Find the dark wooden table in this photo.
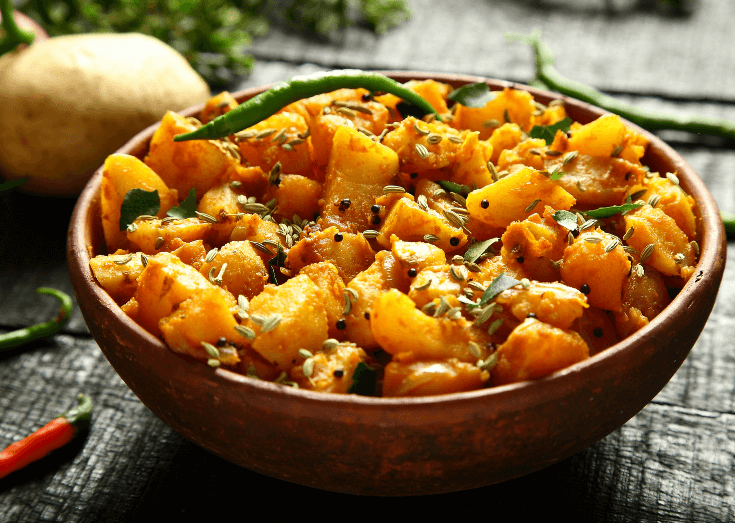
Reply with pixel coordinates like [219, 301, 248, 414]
[2, 0, 733, 520]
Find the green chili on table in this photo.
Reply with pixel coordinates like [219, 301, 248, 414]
[0, 394, 92, 479]
[0, 288, 72, 351]
[0, 0, 35, 56]
[509, 31, 735, 141]
[173, 69, 441, 142]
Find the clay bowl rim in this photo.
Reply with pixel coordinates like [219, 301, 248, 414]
[68, 71, 725, 414]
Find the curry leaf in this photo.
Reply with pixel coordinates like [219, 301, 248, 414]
[549, 170, 565, 180]
[119, 188, 160, 231]
[447, 82, 497, 108]
[437, 180, 471, 196]
[267, 244, 287, 285]
[166, 188, 197, 219]
[553, 210, 578, 231]
[529, 117, 572, 143]
[464, 237, 500, 263]
[348, 361, 377, 396]
[585, 202, 643, 219]
[477, 272, 521, 307]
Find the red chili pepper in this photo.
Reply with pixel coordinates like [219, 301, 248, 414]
[0, 394, 92, 479]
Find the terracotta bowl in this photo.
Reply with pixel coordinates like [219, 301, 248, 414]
[67, 73, 726, 495]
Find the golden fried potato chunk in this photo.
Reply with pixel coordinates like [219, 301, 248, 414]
[495, 281, 588, 330]
[632, 174, 698, 240]
[287, 226, 375, 282]
[320, 126, 399, 232]
[453, 88, 537, 139]
[198, 241, 269, 300]
[491, 318, 589, 386]
[624, 204, 696, 277]
[245, 274, 328, 369]
[126, 218, 211, 255]
[560, 229, 632, 312]
[145, 111, 239, 197]
[343, 251, 409, 349]
[89, 252, 146, 304]
[382, 116, 465, 175]
[299, 262, 346, 339]
[290, 344, 370, 393]
[466, 166, 575, 229]
[371, 289, 492, 363]
[100, 154, 179, 252]
[383, 359, 488, 397]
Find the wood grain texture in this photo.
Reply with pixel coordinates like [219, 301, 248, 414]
[2, 0, 735, 518]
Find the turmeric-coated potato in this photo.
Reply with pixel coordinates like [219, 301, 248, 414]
[290, 344, 369, 393]
[89, 252, 146, 304]
[383, 359, 488, 397]
[198, 241, 269, 299]
[491, 318, 589, 385]
[287, 226, 375, 282]
[453, 88, 537, 139]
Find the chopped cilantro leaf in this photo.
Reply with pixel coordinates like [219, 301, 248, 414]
[348, 361, 377, 396]
[529, 117, 572, 143]
[584, 202, 643, 219]
[464, 237, 500, 263]
[477, 272, 521, 307]
[447, 82, 498, 108]
[166, 188, 197, 219]
[119, 188, 160, 231]
[437, 180, 471, 196]
[553, 210, 578, 231]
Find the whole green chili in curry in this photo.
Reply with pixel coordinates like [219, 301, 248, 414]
[173, 70, 441, 142]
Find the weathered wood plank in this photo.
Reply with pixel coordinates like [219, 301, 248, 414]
[246, 0, 735, 101]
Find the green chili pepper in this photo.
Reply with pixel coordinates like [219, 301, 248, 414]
[0, 0, 36, 56]
[509, 31, 735, 141]
[0, 288, 73, 351]
[173, 69, 441, 142]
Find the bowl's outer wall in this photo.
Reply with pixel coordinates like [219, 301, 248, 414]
[68, 73, 726, 495]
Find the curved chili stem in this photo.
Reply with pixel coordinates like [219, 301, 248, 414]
[174, 69, 441, 142]
[508, 31, 735, 141]
[0, 394, 92, 480]
[0, 0, 36, 56]
[0, 288, 72, 351]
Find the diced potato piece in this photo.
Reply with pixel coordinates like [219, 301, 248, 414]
[135, 252, 229, 336]
[567, 114, 627, 157]
[382, 116, 465, 174]
[320, 126, 399, 232]
[453, 88, 537, 139]
[290, 344, 369, 393]
[159, 286, 246, 367]
[343, 251, 409, 349]
[375, 79, 452, 116]
[572, 306, 619, 356]
[273, 175, 322, 223]
[235, 348, 280, 382]
[391, 238, 447, 272]
[500, 209, 568, 282]
[560, 229, 632, 312]
[475, 254, 528, 284]
[287, 88, 371, 119]
[624, 205, 696, 277]
[237, 112, 314, 176]
[371, 289, 492, 363]
[613, 263, 671, 337]
[543, 154, 646, 208]
[199, 91, 238, 124]
[170, 240, 207, 269]
[299, 262, 346, 339]
[450, 132, 494, 188]
[197, 178, 243, 246]
[633, 175, 698, 240]
[144, 111, 239, 197]
[89, 252, 145, 304]
[377, 198, 467, 252]
[466, 166, 575, 229]
[408, 266, 462, 309]
[127, 218, 211, 255]
[530, 102, 567, 128]
[100, 154, 179, 252]
[198, 241, 268, 299]
[229, 214, 287, 264]
[245, 274, 328, 369]
[287, 226, 375, 282]
[496, 138, 546, 172]
[491, 318, 589, 385]
[487, 123, 523, 164]
[383, 359, 488, 397]
[310, 102, 389, 167]
[495, 281, 588, 330]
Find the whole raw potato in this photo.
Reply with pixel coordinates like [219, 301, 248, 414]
[0, 33, 211, 196]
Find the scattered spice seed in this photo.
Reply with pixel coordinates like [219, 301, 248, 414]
[323, 338, 339, 350]
[413, 279, 432, 292]
[205, 247, 219, 263]
[336, 319, 347, 330]
[483, 118, 501, 128]
[383, 185, 406, 194]
[423, 234, 439, 243]
[584, 236, 602, 244]
[250, 241, 273, 255]
[261, 314, 283, 333]
[690, 240, 700, 255]
[451, 255, 465, 266]
[630, 189, 647, 201]
[336, 107, 357, 119]
[427, 133, 443, 145]
[674, 253, 686, 264]
[605, 238, 620, 253]
[415, 143, 430, 159]
[443, 209, 465, 228]
[234, 130, 256, 141]
[667, 172, 680, 185]
[422, 301, 438, 316]
[207, 359, 221, 368]
[140, 253, 148, 267]
[524, 199, 541, 213]
[362, 229, 380, 239]
[468, 281, 486, 292]
[648, 194, 660, 208]
[580, 219, 597, 231]
[447, 307, 462, 320]
[468, 341, 482, 358]
[562, 151, 578, 165]
[448, 135, 464, 144]
[611, 144, 623, 157]
[623, 246, 638, 255]
[465, 261, 481, 273]
[302, 357, 315, 378]
[255, 128, 277, 139]
[450, 265, 468, 282]
[235, 325, 256, 339]
[520, 278, 531, 290]
[487, 318, 504, 336]
[417, 194, 429, 211]
[545, 149, 563, 157]
[201, 341, 220, 360]
[413, 121, 430, 136]
[503, 108, 511, 123]
[195, 211, 218, 223]
[114, 254, 134, 265]
[640, 243, 656, 262]
[449, 237, 461, 247]
[623, 227, 635, 241]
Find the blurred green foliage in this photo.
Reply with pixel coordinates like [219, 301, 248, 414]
[16, 0, 410, 85]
